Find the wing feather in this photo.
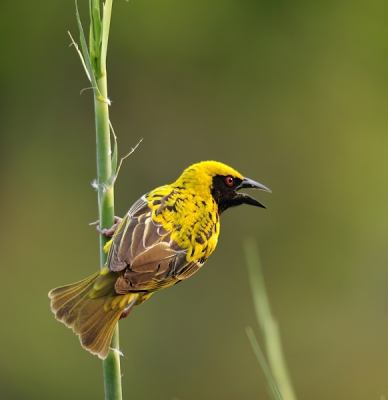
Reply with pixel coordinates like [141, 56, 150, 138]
[129, 221, 147, 261]
[128, 195, 149, 217]
[108, 190, 209, 294]
[117, 217, 138, 264]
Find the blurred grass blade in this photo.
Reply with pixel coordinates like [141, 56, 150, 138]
[244, 237, 297, 400]
[246, 326, 283, 400]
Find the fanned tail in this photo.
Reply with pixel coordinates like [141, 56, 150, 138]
[49, 271, 136, 359]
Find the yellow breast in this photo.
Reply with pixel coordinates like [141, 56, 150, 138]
[147, 186, 220, 262]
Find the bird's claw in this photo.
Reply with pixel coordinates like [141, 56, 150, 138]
[89, 216, 122, 237]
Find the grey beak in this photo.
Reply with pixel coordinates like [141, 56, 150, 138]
[237, 177, 271, 209]
[239, 177, 271, 193]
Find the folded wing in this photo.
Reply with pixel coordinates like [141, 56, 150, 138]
[106, 192, 207, 294]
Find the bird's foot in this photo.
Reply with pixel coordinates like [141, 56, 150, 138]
[89, 216, 122, 237]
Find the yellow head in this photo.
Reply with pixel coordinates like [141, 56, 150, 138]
[173, 161, 270, 212]
[173, 161, 241, 192]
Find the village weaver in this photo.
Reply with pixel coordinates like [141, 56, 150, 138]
[49, 161, 270, 359]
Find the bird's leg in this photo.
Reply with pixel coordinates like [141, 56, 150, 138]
[89, 216, 122, 237]
[119, 298, 137, 320]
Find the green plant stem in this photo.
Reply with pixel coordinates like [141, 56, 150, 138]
[103, 325, 122, 400]
[246, 326, 283, 400]
[89, 0, 122, 398]
[94, 76, 114, 265]
[94, 78, 122, 400]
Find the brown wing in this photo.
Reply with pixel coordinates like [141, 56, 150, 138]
[106, 194, 207, 294]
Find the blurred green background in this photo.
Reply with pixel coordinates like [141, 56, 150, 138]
[1, 1, 388, 399]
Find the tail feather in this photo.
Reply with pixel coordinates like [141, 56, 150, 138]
[80, 308, 122, 358]
[49, 272, 100, 326]
[49, 271, 135, 359]
[75, 298, 110, 334]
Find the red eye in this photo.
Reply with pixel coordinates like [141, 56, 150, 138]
[225, 176, 234, 186]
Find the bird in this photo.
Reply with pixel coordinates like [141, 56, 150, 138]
[49, 161, 270, 359]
